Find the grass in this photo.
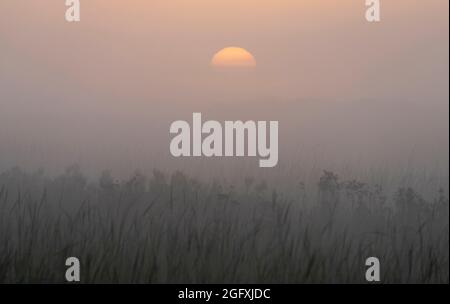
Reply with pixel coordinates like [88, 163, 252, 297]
[0, 166, 448, 283]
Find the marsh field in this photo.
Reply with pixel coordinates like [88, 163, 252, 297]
[0, 165, 447, 284]
[0, 0, 448, 286]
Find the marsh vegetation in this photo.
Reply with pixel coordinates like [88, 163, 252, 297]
[0, 166, 448, 283]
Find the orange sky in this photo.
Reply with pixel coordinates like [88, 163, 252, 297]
[0, 0, 448, 177]
[1, 0, 448, 102]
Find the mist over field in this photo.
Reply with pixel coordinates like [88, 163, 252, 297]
[0, 0, 448, 180]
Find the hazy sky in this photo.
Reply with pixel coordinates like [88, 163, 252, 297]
[0, 0, 448, 180]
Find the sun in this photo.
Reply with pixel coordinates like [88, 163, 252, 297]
[211, 47, 256, 68]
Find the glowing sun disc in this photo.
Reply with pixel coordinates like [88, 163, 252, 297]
[211, 47, 256, 68]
